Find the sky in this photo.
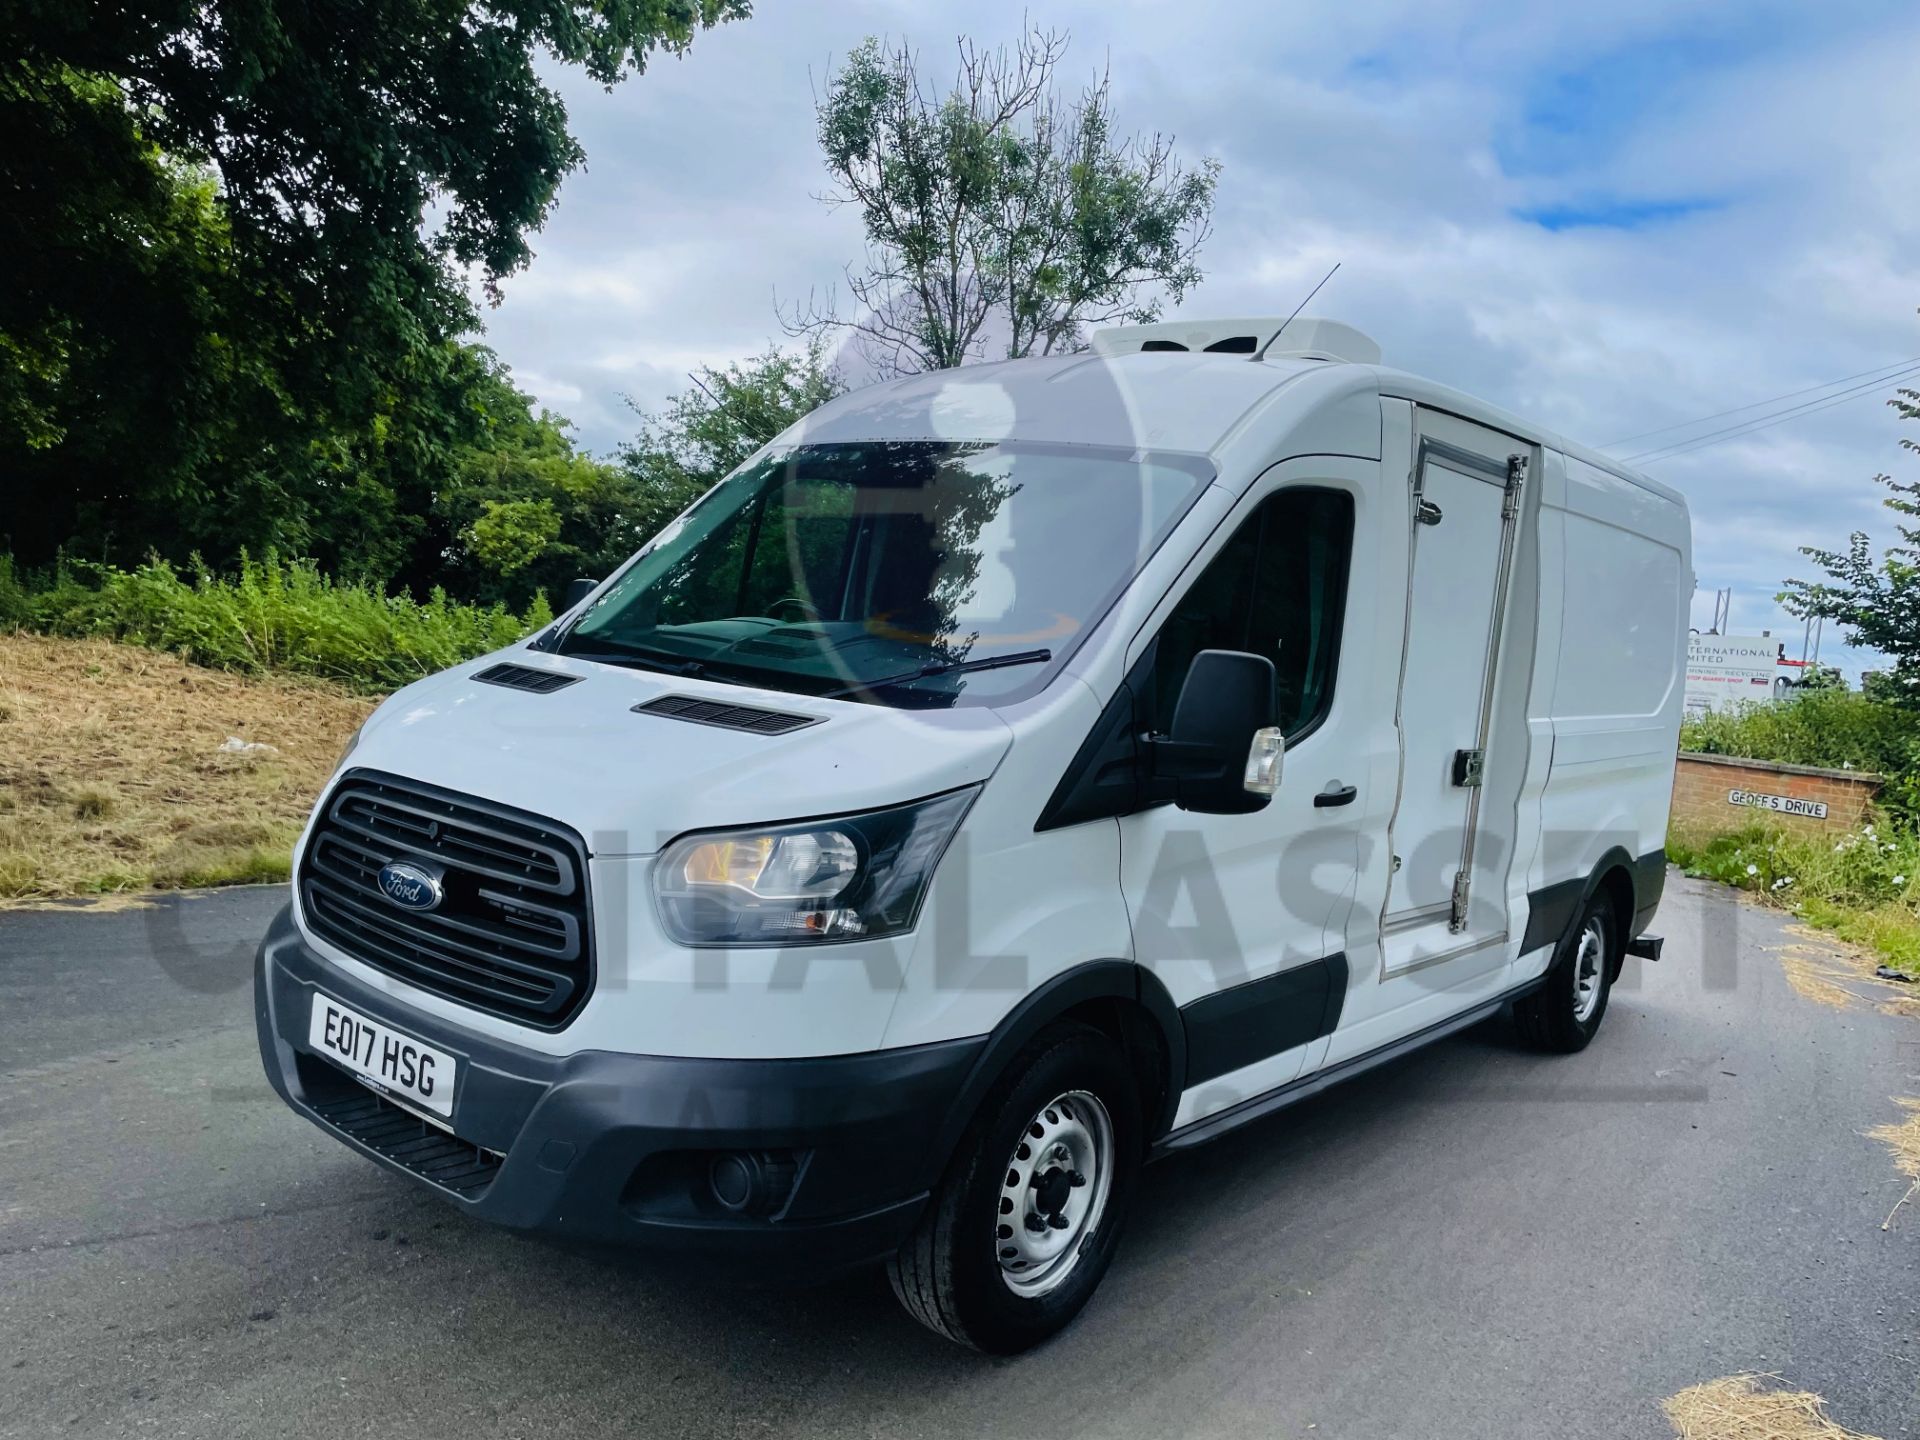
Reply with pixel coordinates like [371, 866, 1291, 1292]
[468, 0, 1920, 680]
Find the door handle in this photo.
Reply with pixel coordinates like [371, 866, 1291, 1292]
[1314, 782, 1358, 808]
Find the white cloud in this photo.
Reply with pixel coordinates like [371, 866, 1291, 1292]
[512, 370, 583, 408]
[472, 0, 1920, 678]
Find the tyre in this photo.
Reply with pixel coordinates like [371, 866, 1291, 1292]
[1514, 892, 1617, 1053]
[888, 1022, 1141, 1353]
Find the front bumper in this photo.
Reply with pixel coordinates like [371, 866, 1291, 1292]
[255, 906, 983, 1272]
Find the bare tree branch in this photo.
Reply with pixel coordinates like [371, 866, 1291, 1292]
[789, 26, 1213, 375]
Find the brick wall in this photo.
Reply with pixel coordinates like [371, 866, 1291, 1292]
[1671, 752, 1880, 836]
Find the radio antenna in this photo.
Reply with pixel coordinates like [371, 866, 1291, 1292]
[1257, 262, 1341, 359]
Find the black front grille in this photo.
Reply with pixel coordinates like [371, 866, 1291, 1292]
[299, 771, 593, 1028]
[633, 693, 820, 735]
[300, 1056, 503, 1197]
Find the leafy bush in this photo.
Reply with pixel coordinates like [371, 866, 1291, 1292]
[1670, 818, 1920, 902]
[12, 553, 550, 693]
[1679, 689, 1920, 775]
[1668, 818, 1920, 973]
[0, 554, 29, 628]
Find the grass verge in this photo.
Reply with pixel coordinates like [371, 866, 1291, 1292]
[2, 552, 548, 694]
[0, 633, 372, 903]
[1667, 819, 1920, 978]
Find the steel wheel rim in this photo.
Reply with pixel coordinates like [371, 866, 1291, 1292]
[1571, 916, 1606, 1023]
[994, 1090, 1114, 1298]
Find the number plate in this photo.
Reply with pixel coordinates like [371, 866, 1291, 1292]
[307, 994, 456, 1118]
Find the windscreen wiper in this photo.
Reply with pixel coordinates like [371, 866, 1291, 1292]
[569, 644, 822, 695]
[819, 648, 1053, 700]
[562, 647, 719, 680]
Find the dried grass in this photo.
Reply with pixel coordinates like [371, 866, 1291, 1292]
[1779, 949, 1861, 1009]
[0, 633, 373, 903]
[1664, 1374, 1883, 1439]
[1872, 1099, 1920, 1179]
[1772, 928, 1912, 1011]
[1868, 1097, 1920, 1230]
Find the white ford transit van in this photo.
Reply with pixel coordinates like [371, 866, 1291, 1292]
[256, 316, 1690, 1352]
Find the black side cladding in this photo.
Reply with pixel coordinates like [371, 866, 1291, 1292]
[1179, 953, 1348, 1086]
[1519, 876, 1585, 955]
[1520, 847, 1668, 954]
[1630, 848, 1667, 932]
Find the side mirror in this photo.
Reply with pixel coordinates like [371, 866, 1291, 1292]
[563, 576, 599, 611]
[1151, 649, 1283, 815]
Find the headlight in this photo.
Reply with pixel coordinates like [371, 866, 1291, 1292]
[654, 787, 978, 946]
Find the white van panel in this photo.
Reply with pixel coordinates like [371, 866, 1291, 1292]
[1506, 460, 1567, 978]
[1551, 513, 1684, 719]
[882, 676, 1136, 1053]
[1534, 454, 1689, 900]
[1214, 377, 1382, 462]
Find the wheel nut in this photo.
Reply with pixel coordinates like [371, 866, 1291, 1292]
[1024, 1213, 1048, 1234]
[1047, 1214, 1070, 1230]
[1069, 1171, 1086, 1188]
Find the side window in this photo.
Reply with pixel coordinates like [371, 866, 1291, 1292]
[1147, 487, 1353, 740]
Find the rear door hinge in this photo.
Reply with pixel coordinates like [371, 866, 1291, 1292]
[1449, 870, 1471, 932]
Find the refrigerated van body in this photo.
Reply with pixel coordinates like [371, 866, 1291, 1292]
[256, 316, 1691, 1351]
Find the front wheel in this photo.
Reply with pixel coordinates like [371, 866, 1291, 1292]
[1514, 894, 1616, 1052]
[888, 1023, 1140, 1353]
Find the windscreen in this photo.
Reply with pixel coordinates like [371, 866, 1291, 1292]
[556, 439, 1211, 707]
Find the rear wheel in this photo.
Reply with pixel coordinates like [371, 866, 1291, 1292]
[888, 1023, 1140, 1353]
[1514, 894, 1616, 1052]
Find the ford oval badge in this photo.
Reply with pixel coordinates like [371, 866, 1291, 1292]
[376, 860, 443, 912]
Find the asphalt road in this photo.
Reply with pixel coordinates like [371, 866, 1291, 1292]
[3, 876, 1918, 1439]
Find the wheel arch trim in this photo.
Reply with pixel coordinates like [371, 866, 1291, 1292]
[920, 960, 1185, 1191]
[1520, 845, 1650, 957]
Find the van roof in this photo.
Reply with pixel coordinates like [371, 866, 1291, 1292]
[784, 349, 1682, 508]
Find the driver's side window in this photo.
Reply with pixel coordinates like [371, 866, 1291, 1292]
[1146, 487, 1353, 741]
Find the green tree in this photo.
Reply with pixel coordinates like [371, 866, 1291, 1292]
[619, 341, 846, 493]
[7, 0, 746, 382]
[1782, 388, 1920, 705]
[790, 28, 1218, 373]
[416, 343, 845, 610]
[1791, 663, 1846, 693]
[3, 1, 746, 572]
[422, 346, 643, 606]
[467, 500, 565, 578]
[0, 64, 299, 568]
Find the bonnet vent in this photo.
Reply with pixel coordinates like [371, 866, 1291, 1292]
[633, 694, 821, 736]
[473, 662, 582, 694]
